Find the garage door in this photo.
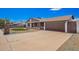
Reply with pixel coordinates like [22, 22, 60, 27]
[46, 21, 65, 32]
[67, 21, 76, 33]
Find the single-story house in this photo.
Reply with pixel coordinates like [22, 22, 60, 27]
[10, 22, 25, 28]
[26, 15, 79, 33]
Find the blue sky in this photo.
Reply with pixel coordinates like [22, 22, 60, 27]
[0, 8, 79, 22]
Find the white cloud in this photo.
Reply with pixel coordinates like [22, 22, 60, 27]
[50, 8, 62, 11]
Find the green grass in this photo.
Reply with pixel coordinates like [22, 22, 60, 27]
[11, 27, 27, 31]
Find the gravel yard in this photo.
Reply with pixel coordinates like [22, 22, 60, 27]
[57, 33, 79, 51]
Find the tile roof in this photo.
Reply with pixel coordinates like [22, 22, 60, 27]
[38, 15, 73, 22]
[27, 15, 74, 23]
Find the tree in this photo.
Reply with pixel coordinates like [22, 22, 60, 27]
[0, 18, 10, 28]
[0, 19, 5, 28]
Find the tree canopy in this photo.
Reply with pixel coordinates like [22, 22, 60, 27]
[0, 18, 10, 28]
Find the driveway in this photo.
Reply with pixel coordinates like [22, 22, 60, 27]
[2, 30, 72, 51]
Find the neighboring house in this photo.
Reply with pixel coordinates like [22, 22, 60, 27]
[10, 22, 25, 28]
[26, 15, 79, 33]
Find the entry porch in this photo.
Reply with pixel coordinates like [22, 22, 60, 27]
[27, 22, 46, 30]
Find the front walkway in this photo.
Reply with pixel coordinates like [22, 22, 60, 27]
[3, 30, 72, 51]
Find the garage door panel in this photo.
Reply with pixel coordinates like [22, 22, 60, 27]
[67, 21, 76, 33]
[46, 21, 65, 32]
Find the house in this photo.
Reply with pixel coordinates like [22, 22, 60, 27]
[10, 22, 25, 28]
[26, 15, 79, 33]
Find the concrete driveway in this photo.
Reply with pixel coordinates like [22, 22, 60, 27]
[1, 30, 72, 51]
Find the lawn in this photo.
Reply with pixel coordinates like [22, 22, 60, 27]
[11, 27, 27, 31]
